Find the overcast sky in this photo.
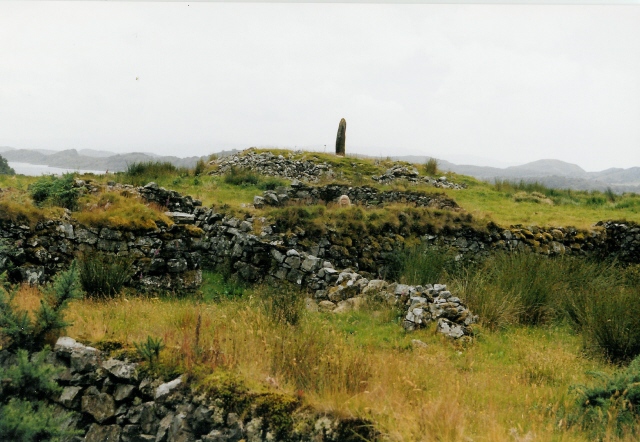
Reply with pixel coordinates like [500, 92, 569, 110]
[1, 2, 638, 171]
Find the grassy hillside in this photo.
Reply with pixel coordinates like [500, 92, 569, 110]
[3, 150, 640, 229]
[4, 148, 640, 440]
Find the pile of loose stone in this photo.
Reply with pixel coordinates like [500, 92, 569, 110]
[372, 165, 466, 189]
[0, 337, 374, 442]
[309, 268, 477, 339]
[254, 180, 460, 211]
[208, 151, 333, 182]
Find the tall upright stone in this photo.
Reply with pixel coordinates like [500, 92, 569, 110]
[335, 118, 346, 156]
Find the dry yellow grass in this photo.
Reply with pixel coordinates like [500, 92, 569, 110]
[74, 191, 174, 231]
[10, 283, 634, 441]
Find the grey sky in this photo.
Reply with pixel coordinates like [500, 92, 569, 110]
[0, 3, 638, 171]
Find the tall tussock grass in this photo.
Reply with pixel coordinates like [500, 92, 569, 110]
[397, 245, 640, 362]
[77, 252, 134, 298]
[122, 161, 189, 186]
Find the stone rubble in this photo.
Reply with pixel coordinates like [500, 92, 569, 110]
[372, 165, 466, 189]
[254, 180, 460, 211]
[208, 150, 333, 182]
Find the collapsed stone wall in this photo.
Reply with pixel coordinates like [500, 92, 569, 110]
[3, 182, 640, 297]
[208, 149, 465, 190]
[253, 180, 460, 211]
[0, 337, 376, 442]
[208, 151, 333, 182]
[372, 164, 465, 189]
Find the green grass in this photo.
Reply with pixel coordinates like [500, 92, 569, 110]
[11, 269, 640, 440]
[441, 177, 640, 228]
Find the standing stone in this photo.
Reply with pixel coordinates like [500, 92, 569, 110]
[335, 118, 346, 156]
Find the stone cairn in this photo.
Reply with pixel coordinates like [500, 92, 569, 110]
[335, 118, 346, 156]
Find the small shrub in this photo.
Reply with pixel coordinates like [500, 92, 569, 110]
[193, 158, 207, 176]
[480, 252, 562, 326]
[0, 262, 82, 352]
[424, 158, 439, 176]
[568, 355, 640, 438]
[451, 265, 522, 331]
[28, 173, 79, 210]
[586, 195, 607, 207]
[135, 335, 165, 368]
[77, 252, 134, 298]
[0, 154, 15, 175]
[258, 177, 287, 191]
[0, 348, 79, 442]
[200, 271, 245, 302]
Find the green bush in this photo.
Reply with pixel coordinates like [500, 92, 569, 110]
[424, 158, 439, 176]
[28, 173, 79, 210]
[0, 262, 82, 352]
[0, 348, 62, 401]
[450, 265, 522, 331]
[77, 252, 133, 298]
[568, 355, 640, 439]
[193, 158, 207, 176]
[0, 348, 80, 442]
[135, 336, 165, 368]
[0, 154, 15, 175]
[481, 252, 562, 326]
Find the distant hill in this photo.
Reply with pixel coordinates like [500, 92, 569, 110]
[393, 156, 640, 194]
[1, 148, 211, 172]
[3, 145, 640, 193]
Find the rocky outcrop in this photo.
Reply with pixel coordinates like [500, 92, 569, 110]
[0, 337, 376, 442]
[208, 151, 333, 182]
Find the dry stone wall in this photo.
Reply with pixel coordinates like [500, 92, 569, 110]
[0, 337, 376, 442]
[3, 183, 640, 296]
[3, 182, 640, 338]
[0, 211, 202, 292]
